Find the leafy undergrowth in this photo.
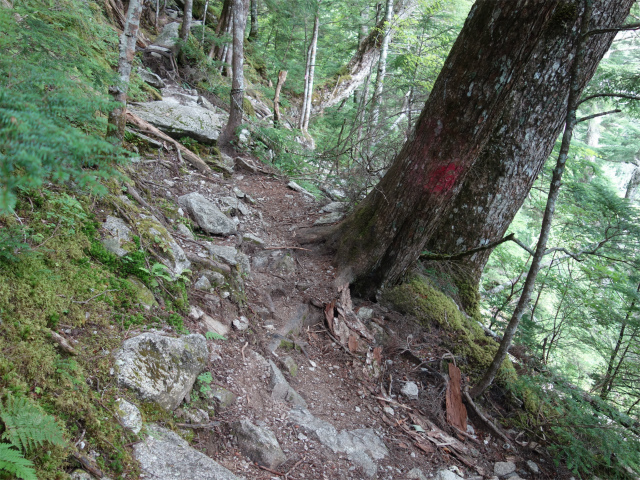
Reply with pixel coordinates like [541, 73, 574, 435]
[0, 189, 192, 478]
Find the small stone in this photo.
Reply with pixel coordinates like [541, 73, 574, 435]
[176, 222, 194, 240]
[209, 386, 236, 409]
[526, 460, 540, 474]
[194, 275, 212, 291]
[383, 406, 394, 416]
[202, 314, 229, 336]
[202, 270, 226, 287]
[495, 462, 517, 477]
[356, 307, 374, 320]
[401, 381, 419, 400]
[178, 192, 236, 236]
[175, 407, 209, 424]
[242, 232, 265, 246]
[407, 468, 429, 480]
[233, 187, 245, 198]
[233, 316, 249, 331]
[207, 244, 239, 266]
[320, 201, 348, 213]
[233, 418, 286, 469]
[435, 470, 465, 480]
[115, 398, 143, 434]
[189, 305, 205, 320]
[313, 211, 344, 225]
[283, 356, 298, 377]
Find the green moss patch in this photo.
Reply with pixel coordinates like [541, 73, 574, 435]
[382, 274, 516, 383]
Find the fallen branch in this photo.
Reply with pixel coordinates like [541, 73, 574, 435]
[462, 388, 513, 447]
[185, 252, 232, 274]
[125, 111, 211, 174]
[48, 329, 78, 355]
[264, 246, 312, 251]
[71, 452, 105, 478]
[175, 422, 221, 429]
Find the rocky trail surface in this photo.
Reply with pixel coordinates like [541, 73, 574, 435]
[72, 37, 561, 479]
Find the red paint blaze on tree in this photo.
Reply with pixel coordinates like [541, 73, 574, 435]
[331, 0, 566, 297]
[426, 163, 462, 193]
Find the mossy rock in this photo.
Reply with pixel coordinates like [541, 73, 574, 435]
[243, 97, 256, 117]
[382, 275, 516, 383]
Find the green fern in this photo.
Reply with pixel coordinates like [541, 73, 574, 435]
[0, 444, 37, 480]
[0, 397, 65, 452]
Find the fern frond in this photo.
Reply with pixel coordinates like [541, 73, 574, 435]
[0, 444, 37, 480]
[0, 397, 65, 452]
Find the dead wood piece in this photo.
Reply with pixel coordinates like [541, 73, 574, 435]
[49, 330, 78, 355]
[462, 388, 513, 447]
[185, 252, 232, 274]
[125, 110, 211, 174]
[128, 185, 170, 228]
[71, 452, 104, 478]
[446, 363, 468, 432]
[175, 422, 221, 429]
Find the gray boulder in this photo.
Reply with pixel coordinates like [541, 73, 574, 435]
[269, 360, 307, 408]
[219, 196, 250, 216]
[115, 333, 208, 411]
[494, 461, 517, 477]
[128, 101, 227, 145]
[313, 211, 344, 225]
[207, 244, 239, 265]
[115, 398, 143, 434]
[101, 216, 132, 257]
[288, 407, 388, 478]
[179, 193, 237, 236]
[320, 201, 348, 213]
[233, 419, 286, 469]
[153, 22, 181, 52]
[137, 67, 165, 89]
[134, 424, 242, 480]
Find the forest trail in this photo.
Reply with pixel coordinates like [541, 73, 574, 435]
[111, 79, 560, 480]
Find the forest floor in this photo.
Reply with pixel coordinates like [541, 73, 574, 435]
[117, 117, 570, 480]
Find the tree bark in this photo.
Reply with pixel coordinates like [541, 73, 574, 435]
[299, 10, 320, 134]
[208, 0, 232, 60]
[273, 70, 288, 127]
[331, 0, 568, 297]
[180, 0, 193, 41]
[423, 0, 633, 291]
[248, 0, 258, 41]
[107, 0, 144, 143]
[317, 0, 418, 111]
[470, 0, 594, 398]
[218, 0, 246, 148]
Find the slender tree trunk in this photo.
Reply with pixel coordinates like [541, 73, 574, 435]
[248, 0, 258, 41]
[107, 0, 144, 143]
[369, 0, 393, 127]
[299, 10, 320, 134]
[201, 0, 209, 45]
[423, 0, 632, 290]
[209, 0, 232, 60]
[219, 0, 246, 148]
[180, 0, 193, 41]
[273, 70, 288, 127]
[600, 282, 640, 399]
[470, 0, 594, 398]
[331, 0, 568, 296]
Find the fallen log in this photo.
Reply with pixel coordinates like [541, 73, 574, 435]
[125, 110, 211, 174]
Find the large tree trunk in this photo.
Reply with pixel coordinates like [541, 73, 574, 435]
[330, 0, 569, 297]
[107, 0, 144, 143]
[423, 0, 633, 293]
[218, 0, 246, 148]
[299, 10, 320, 135]
[317, 0, 418, 112]
[470, 0, 592, 398]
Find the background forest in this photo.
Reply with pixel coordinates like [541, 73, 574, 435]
[2, 0, 640, 478]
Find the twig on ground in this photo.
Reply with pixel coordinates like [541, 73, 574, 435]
[462, 388, 513, 447]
